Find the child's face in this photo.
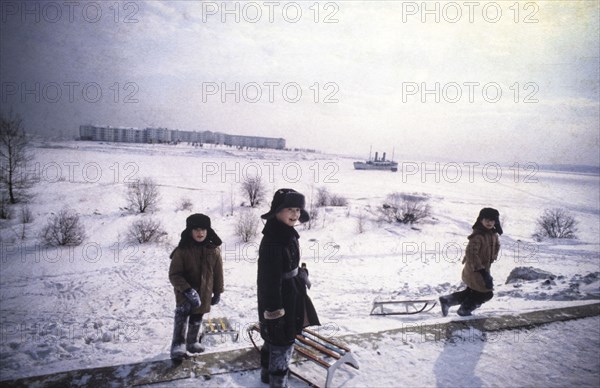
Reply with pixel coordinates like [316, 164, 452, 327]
[481, 218, 496, 230]
[276, 208, 301, 227]
[191, 228, 207, 242]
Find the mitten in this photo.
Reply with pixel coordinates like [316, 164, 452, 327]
[298, 264, 311, 289]
[211, 293, 221, 305]
[262, 316, 289, 346]
[478, 269, 494, 290]
[183, 288, 201, 308]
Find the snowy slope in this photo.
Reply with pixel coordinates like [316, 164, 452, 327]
[1, 141, 598, 383]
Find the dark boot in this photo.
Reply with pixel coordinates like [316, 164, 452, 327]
[170, 306, 189, 360]
[260, 344, 270, 384]
[457, 305, 473, 316]
[439, 294, 459, 317]
[186, 316, 205, 354]
[269, 371, 289, 388]
[261, 368, 270, 384]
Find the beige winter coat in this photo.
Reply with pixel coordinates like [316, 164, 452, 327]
[461, 228, 500, 292]
[169, 244, 224, 314]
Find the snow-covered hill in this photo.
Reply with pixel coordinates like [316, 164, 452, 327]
[1, 141, 598, 383]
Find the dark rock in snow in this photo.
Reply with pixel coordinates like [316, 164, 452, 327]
[505, 267, 556, 284]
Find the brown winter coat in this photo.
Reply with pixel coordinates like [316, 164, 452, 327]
[169, 244, 224, 314]
[461, 227, 500, 292]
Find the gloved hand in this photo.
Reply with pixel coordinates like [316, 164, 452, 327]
[298, 263, 311, 289]
[211, 293, 221, 305]
[478, 269, 494, 290]
[261, 316, 290, 346]
[183, 288, 201, 308]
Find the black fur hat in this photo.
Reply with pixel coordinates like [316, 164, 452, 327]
[179, 213, 222, 247]
[260, 188, 309, 223]
[473, 207, 503, 235]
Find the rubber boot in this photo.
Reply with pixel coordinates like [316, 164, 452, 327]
[457, 305, 473, 316]
[439, 294, 458, 317]
[186, 315, 205, 354]
[260, 344, 270, 384]
[170, 306, 189, 360]
[269, 371, 289, 388]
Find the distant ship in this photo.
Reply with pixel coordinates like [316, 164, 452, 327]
[353, 149, 398, 172]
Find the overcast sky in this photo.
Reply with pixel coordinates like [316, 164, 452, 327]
[1, 1, 598, 165]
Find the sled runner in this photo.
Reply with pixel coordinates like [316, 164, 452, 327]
[370, 299, 438, 315]
[202, 317, 239, 341]
[247, 324, 359, 388]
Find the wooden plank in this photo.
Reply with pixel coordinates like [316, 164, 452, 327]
[296, 334, 342, 360]
[303, 328, 351, 353]
[294, 343, 331, 369]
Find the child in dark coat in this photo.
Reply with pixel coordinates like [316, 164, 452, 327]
[257, 189, 320, 387]
[169, 214, 224, 360]
[439, 207, 503, 316]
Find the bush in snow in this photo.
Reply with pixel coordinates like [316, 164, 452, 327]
[235, 208, 259, 242]
[42, 208, 86, 246]
[380, 193, 431, 224]
[315, 187, 348, 207]
[176, 197, 193, 212]
[241, 175, 266, 208]
[533, 208, 578, 241]
[126, 217, 167, 244]
[126, 177, 160, 213]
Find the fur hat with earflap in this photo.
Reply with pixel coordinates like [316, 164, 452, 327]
[260, 188, 310, 223]
[178, 213, 222, 247]
[472, 207, 503, 235]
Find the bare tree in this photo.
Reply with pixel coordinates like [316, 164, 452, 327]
[235, 208, 259, 242]
[241, 175, 265, 208]
[0, 112, 35, 204]
[533, 208, 578, 240]
[42, 208, 86, 246]
[126, 217, 168, 244]
[126, 177, 160, 213]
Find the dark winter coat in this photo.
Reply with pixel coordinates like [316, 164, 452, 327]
[257, 219, 320, 345]
[461, 225, 500, 293]
[169, 240, 224, 315]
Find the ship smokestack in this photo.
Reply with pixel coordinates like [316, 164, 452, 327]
[382, 152, 386, 161]
[374, 152, 378, 161]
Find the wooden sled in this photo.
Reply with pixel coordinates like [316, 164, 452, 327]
[247, 324, 359, 388]
[203, 317, 239, 341]
[370, 299, 438, 315]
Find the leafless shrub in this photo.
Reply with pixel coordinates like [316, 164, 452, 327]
[380, 193, 431, 224]
[42, 208, 86, 246]
[235, 208, 259, 242]
[177, 197, 193, 212]
[126, 177, 160, 213]
[241, 175, 265, 208]
[126, 217, 168, 244]
[356, 208, 367, 234]
[20, 205, 33, 223]
[316, 187, 329, 207]
[533, 208, 578, 241]
[315, 187, 348, 207]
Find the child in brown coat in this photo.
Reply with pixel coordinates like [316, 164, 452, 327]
[169, 214, 224, 360]
[439, 208, 502, 316]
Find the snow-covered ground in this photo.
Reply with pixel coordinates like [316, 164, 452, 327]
[1, 141, 599, 384]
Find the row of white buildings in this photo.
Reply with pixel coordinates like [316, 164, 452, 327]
[79, 125, 286, 150]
